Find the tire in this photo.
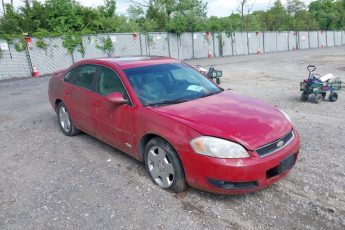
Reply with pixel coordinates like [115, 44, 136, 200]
[301, 92, 309, 101]
[57, 102, 80, 136]
[144, 137, 187, 193]
[329, 92, 338, 102]
[315, 94, 323, 104]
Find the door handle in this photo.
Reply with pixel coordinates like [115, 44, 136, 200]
[65, 90, 72, 96]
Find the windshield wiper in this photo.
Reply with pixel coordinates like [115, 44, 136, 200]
[145, 98, 192, 107]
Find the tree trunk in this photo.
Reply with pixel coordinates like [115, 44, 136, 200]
[1, 0, 5, 15]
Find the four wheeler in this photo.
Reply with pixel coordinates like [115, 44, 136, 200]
[300, 65, 342, 104]
[196, 65, 222, 84]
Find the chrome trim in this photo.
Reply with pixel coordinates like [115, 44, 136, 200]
[256, 130, 295, 157]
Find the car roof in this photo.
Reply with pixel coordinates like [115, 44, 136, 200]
[92, 56, 180, 69]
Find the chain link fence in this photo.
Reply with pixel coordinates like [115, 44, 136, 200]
[0, 39, 32, 79]
[0, 30, 344, 80]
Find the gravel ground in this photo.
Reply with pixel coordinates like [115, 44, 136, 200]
[0, 47, 345, 229]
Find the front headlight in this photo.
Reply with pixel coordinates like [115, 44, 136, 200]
[190, 136, 249, 159]
[279, 109, 292, 123]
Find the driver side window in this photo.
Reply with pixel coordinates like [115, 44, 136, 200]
[98, 66, 129, 99]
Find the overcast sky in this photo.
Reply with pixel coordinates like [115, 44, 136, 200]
[7, 0, 314, 17]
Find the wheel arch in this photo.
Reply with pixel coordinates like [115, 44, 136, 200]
[55, 99, 63, 112]
[138, 133, 180, 163]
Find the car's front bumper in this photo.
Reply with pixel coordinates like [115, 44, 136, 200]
[179, 129, 300, 194]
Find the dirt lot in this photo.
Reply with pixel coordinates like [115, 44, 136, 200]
[1, 47, 345, 229]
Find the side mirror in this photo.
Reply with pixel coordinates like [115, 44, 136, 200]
[106, 92, 128, 104]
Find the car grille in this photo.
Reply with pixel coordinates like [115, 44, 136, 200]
[256, 131, 294, 157]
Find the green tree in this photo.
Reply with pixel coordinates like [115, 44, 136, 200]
[166, 0, 208, 33]
[309, 0, 340, 30]
[0, 4, 22, 35]
[286, 0, 316, 30]
[44, 0, 84, 33]
[264, 0, 288, 31]
[0, 0, 345, 40]
[98, 0, 116, 18]
[127, 5, 145, 20]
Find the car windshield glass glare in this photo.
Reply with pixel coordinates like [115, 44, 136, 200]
[124, 63, 222, 106]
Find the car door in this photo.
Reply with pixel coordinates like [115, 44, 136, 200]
[92, 66, 135, 155]
[68, 64, 99, 135]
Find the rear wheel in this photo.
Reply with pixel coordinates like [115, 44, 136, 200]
[57, 102, 80, 136]
[315, 94, 323, 104]
[301, 92, 309, 101]
[329, 92, 338, 102]
[144, 137, 187, 193]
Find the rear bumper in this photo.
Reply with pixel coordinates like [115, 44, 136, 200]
[180, 129, 300, 194]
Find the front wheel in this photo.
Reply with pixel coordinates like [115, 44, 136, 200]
[315, 94, 323, 104]
[329, 92, 338, 102]
[144, 138, 187, 193]
[301, 92, 309, 101]
[57, 102, 81, 136]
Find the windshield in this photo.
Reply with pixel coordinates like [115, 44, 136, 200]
[124, 63, 222, 106]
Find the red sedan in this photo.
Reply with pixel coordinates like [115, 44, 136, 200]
[48, 56, 300, 194]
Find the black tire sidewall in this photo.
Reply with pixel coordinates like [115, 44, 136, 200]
[329, 93, 338, 102]
[144, 137, 186, 193]
[301, 92, 308, 101]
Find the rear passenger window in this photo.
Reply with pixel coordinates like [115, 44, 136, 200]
[74, 65, 98, 91]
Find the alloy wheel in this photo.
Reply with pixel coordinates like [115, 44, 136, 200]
[147, 146, 175, 188]
[59, 106, 71, 133]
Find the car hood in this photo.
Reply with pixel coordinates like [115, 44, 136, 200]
[149, 91, 292, 150]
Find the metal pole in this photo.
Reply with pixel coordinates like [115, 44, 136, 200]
[8, 42, 13, 59]
[219, 32, 223, 57]
[26, 45, 33, 76]
[71, 52, 75, 64]
[212, 32, 216, 57]
[191, 32, 195, 59]
[275, 32, 278, 52]
[139, 33, 143, 56]
[231, 33, 234, 56]
[263, 31, 266, 53]
[177, 34, 180, 60]
[147, 33, 151, 56]
[246, 32, 249, 55]
[167, 33, 171, 58]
